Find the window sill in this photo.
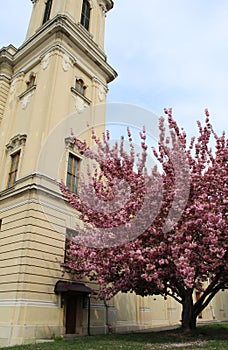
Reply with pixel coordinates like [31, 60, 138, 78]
[18, 85, 37, 100]
[71, 86, 91, 105]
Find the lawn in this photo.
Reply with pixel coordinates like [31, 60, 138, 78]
[4, 324, 228, 350]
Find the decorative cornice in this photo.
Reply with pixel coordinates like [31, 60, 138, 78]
[0, 44, 17, 56]
[40, 43, 98, 79]
[5, 134, 27, 153]
[92, 76, 107, 88]
[19, 56, 41, 74]
[0, 73, 11, 83]
[0, 45, 16, 66]
[19, 15, 104, 60]
[99, 3, 107, 14]
[18, 85, 36, 109]
[0, 173, 77, 220]
[11, 71, 25, 82]
[15, 15, 117, 83]
[65, 137, 81, 156]
[100, 0, 114, 12]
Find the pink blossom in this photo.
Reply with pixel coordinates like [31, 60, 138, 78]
[60, 111, 228, 330]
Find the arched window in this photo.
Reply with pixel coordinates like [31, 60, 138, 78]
[75, 79, 86, 96]
[26, 73, 36, 90]
[81, 0, 91, 31]
[66, 153, 81, 194]
[43, 0, 53, 24]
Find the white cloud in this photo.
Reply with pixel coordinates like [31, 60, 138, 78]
[0, 1, 227, 137]
[105, 0, 228, 136]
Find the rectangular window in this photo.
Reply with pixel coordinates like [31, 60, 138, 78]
[7, 151, 20, 188]
[43, 0, 53, 24]
[75, 79, 86, 96]
[66, 228, 78, 237]
[81, 0, 91, 30]
[66, 153, 80, 193]
[64, 228, 78, 263]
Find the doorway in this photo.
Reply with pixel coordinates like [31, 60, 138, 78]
[65, 295, 77, 334]
[54, 280, 92, 335]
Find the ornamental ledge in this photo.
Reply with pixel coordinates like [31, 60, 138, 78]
[6, 134, 27, 152]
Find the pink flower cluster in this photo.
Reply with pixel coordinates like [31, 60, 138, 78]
[60, 109, 227, 313]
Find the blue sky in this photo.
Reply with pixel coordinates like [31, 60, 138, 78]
[0, 0, 227, 138]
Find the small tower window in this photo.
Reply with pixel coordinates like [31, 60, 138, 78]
[7, 151, 20, 188]
[43, 0, 53, 24]
[75, 79, 86, 96]
[66, 153, 81, 194]
[26, 73, 36, 90]
[81, 0, 91, 31]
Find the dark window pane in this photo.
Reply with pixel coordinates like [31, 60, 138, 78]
[75, 79, 86, 96]
[8, 152, 20, 188]
[81, 0, 90, 31]
[66, 153, 80, 194]
[43, 0, 53, 24]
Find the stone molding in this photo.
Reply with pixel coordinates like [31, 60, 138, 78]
[5, 134, 27, 153]
[16, 15, 117, 83]
[18, 85, 36, 109]
[65, 137, 79, 153]
[92, 76, 108, 101]
[9, 77, 18, 94]
[42, 52, 50, 69]
[71, 86, 91, 114]
[0, 299, 58, 308]
[0, 45, 17, 65]
[99, 0, 113, 12]
[62, 54, 71, 72]
[0, 73, 11, 84]
[99, 3, 107, 14]
[98, 85, 106, 102]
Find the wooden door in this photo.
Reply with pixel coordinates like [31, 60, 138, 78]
[65, 296, 77, 334]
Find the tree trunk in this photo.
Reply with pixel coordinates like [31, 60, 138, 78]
[181, 290, 197, 332]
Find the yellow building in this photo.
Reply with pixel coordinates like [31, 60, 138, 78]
[0, 0, 227, 347]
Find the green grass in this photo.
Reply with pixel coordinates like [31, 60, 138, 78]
[4, 324, 228, 350]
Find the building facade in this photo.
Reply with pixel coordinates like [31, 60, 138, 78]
[0, 0, 227, 347]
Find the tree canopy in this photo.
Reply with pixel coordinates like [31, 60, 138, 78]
[60, 109, 228, 330]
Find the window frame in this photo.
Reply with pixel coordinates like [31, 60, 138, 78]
[7, 151, 21, 188]
[42, 0, 53, 24]
[75, 78, 86, 97]
[5, 134, 27, 190]
[80, 0, 91, 31]
[66, 152, 81, 194]
[26, 73, 36, 90]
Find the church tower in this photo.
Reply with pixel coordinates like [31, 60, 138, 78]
[0, 0, 116, 346]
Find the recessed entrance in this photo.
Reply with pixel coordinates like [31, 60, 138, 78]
[65, 295, 77, 334]
[54, 281, 93, 335]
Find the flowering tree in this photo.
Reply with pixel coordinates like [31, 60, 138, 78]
[60, 109, 228, 331]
